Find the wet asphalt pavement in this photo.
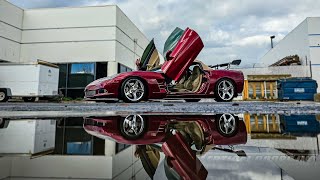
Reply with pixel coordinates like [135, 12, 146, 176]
[1, 101, 320, 118]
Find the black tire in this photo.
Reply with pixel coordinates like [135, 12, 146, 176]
[120, 77, 147, 103]
[0, 90, 9, 102]
[185, 99, 201, 102]
[119, 114, 147, 140]
[23, 97, 36, 102]
[214, 78, 236, 102]
[215, 113, 239, 137]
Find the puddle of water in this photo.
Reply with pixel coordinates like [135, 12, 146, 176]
[0, 113, 319, 180]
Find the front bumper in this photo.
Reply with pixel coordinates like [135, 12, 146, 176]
[84, 88, 116, 99]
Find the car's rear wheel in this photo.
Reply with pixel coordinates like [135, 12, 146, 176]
[119, 114, 147, 140]
[0, 91, 9, 102]
[23, 97, 36, 102]
[215, 78, 235, 102]
[185, 99, 201, 102]
[121, 77, 147, 103]
[216, 113, 239, 137]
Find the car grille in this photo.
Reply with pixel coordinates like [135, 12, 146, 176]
[85, 90, 96, 97]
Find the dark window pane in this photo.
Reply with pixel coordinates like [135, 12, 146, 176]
[120, 65, 126, 73]
[96, 62, 108, 79]
[54, 117, 105, 156]
[118, 63, 132, 73]
[68, 74, 94, 88]
[58, 64, 67, 88]
[116, 143, 130, 153]
[93, 137, 105, 155]
[66, 89, 85, 99]
[68, 63, 95, 88]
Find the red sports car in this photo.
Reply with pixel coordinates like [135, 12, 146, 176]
[84, 27, 244, 102]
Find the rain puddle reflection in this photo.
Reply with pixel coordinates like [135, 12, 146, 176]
[0, 113, 319, 180]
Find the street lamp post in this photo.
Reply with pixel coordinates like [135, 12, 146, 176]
[270, 35, 275, 49]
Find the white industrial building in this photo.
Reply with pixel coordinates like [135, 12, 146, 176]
[0, 0, 149, 98]
[260, 17, 320, 89]
[0, 1, 150, 179]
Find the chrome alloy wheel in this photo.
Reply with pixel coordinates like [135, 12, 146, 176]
[123, 79, 145, 102]
[218, 113, 236, 135]
[122, 114, 145, 138]
[217, 80, 234, 101]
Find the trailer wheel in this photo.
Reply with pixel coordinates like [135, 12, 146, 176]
[23, 97, 36, 102]
[0, 90, 9, 102]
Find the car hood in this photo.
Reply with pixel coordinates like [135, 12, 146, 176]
[86, 74, 119, 87]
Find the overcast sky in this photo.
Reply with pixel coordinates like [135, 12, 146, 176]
[8, 0, 320, 66]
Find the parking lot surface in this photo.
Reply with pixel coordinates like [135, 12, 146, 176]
[1, 101, 320, 118]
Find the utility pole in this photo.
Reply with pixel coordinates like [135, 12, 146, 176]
[270, 35, 275, 48]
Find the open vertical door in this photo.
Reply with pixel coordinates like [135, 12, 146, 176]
[161, 28, 204, 82]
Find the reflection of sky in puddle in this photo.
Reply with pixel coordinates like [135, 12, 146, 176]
[0, 113, 319, 180]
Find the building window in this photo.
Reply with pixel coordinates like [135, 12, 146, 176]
[68, 63, 95, 88]
[118, 63, 132, 73]
[70, 63, 95, 75]
[53, 117, 105, 156]
[116, 143, 130, 153]
[57, 62, 108, 98]
[58, 64, 67, 88]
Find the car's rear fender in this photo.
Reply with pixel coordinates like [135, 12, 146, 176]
[208, 70, 244, 94]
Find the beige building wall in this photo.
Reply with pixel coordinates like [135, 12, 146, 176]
[0, 0, 23, 62]
[0, 0, 150, 76]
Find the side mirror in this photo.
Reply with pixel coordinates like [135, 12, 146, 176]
[166, 51, 173, 61]
[231, 59, 241, 66]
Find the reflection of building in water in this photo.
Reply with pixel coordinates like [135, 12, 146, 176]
[244, 113, 281, 135]
[243, 113, 320, 152]
[0, 118, 148, 179]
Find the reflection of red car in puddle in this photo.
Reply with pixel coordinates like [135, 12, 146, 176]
[83, 114, 247, 146]
[84, 114, 247, 180]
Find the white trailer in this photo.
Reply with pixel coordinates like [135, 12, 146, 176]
[0, 60, 59, 102]
[0, 119, 56, 156]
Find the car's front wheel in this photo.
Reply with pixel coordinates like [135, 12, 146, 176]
[119, 114, 147, 140]
[121, 77, 147, 103]
[215, 78, 235, 102]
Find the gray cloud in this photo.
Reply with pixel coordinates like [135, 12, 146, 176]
[8, 0, 320, 65]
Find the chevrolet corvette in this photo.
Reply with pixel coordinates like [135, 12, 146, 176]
[84, 27, 244, 102]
